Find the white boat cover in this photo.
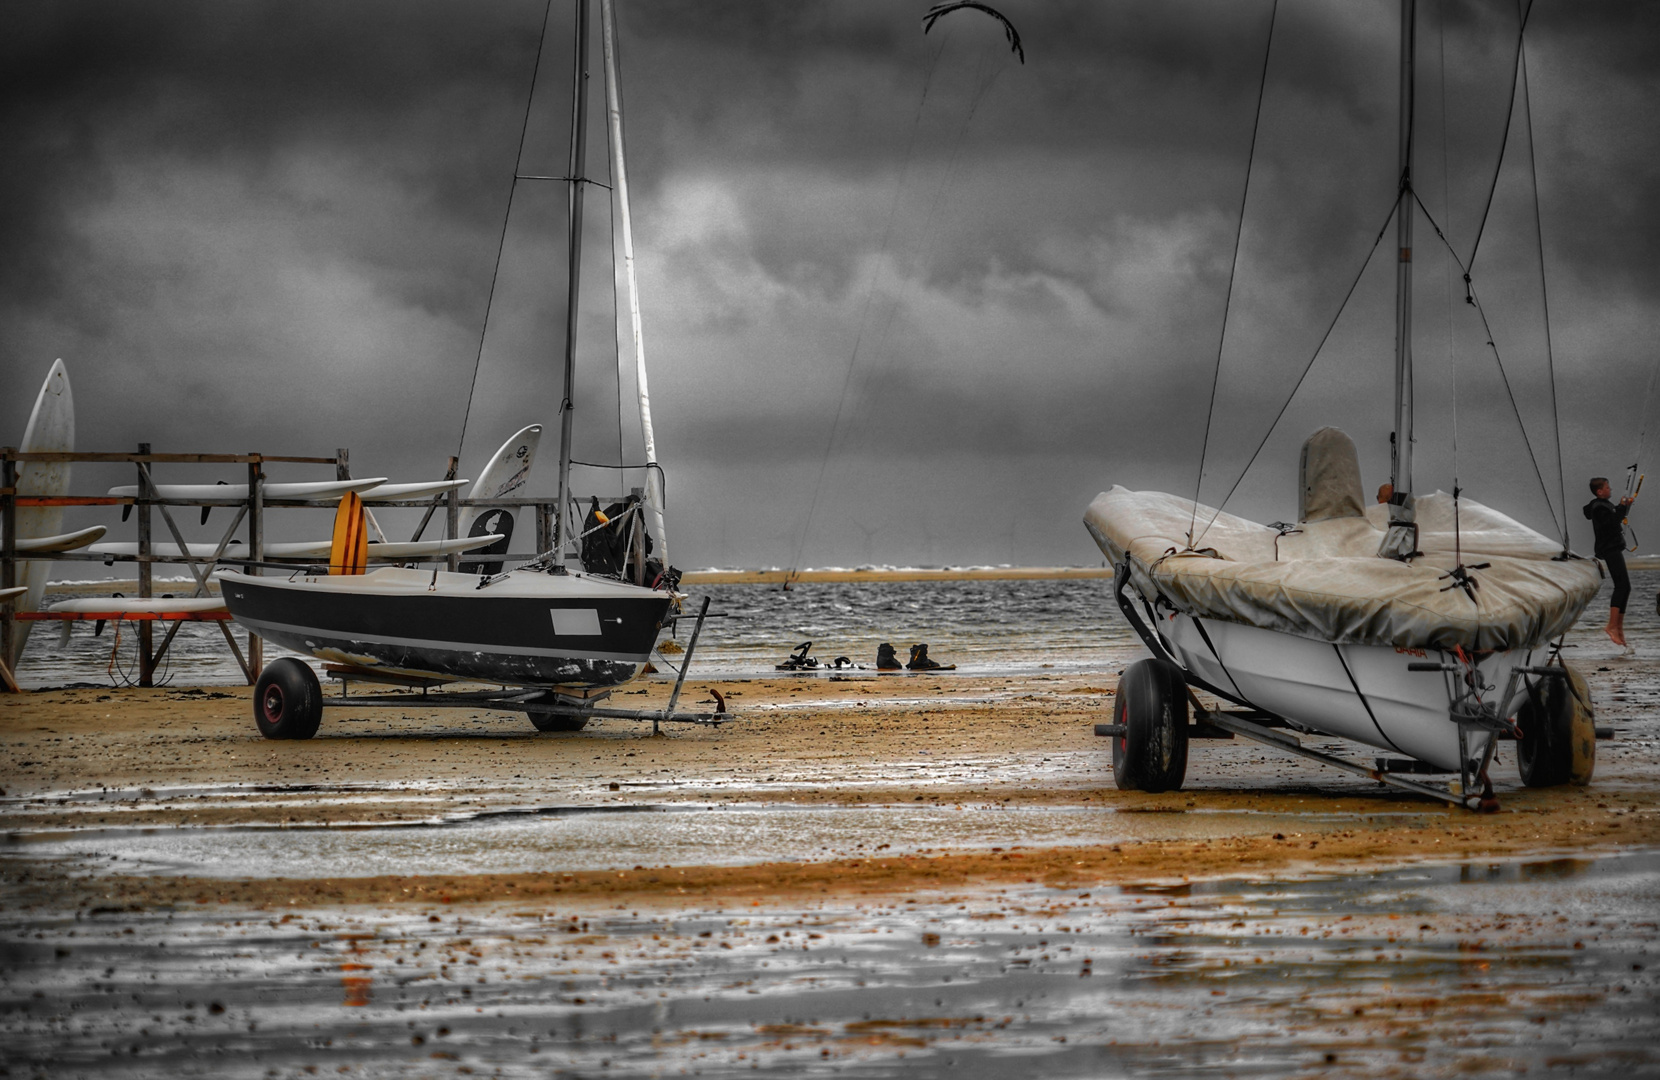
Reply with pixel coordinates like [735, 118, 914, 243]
[1084, 428, 1603, 651]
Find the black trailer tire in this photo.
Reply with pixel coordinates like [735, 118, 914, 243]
[254, 658, 323, 740]
[1516, 663, 1595, 788]
[530, 714, 589, 733]
[1111, 658, 1190, 792]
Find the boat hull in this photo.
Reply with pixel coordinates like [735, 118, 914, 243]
[1162, 613, 1520, 772]
[218, 568, 674, 688]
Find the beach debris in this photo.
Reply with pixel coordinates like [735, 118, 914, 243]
[877, 643, 904, 670]
[907, 644, 956, 671]
[776, 641, 821, 671]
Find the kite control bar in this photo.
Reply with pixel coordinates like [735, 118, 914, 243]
[1626, 470, 1645, 551]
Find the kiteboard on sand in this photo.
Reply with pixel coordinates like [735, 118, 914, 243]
[458, 424, 542, 575]
[6, 359, 74, 667]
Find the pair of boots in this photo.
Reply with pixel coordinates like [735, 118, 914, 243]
[876, 642, 944, 671]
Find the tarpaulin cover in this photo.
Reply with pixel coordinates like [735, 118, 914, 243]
[1084, 445, 1603, 651]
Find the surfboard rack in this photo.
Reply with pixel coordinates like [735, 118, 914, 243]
[0, 442, 579, 691]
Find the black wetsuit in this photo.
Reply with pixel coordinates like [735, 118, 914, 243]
[1584, 496, 1632, 610]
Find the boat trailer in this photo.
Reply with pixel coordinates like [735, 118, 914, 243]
[1099, 563, 1608, 811]
[262, 597, 731, 738]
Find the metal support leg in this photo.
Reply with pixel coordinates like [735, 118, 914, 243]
[662, 596, 712, 734]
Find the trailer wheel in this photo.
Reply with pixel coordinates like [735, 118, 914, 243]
[530, 714, 589, 733]
[1516, 663, 1594, 788]
[1111, 658, 1189, 792]
[254, 658, 323, 740]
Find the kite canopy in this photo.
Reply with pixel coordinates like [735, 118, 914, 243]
[922, 2, 1024, 63]
[1084, 430, 1603, 652]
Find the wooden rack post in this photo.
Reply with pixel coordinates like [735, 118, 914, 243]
[1, 450, 15, 675]
[446, 457, 461, 572]
[136, 443, 154, 687]
[247, 455, 264, 679]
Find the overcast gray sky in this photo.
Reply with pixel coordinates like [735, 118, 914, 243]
[4, 0, 1658, 570]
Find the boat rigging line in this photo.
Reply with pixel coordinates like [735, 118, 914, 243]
[456, 0, 555, 468]
[1409, 188, 1562, 543]
[1194, 0, 1566, 552]
[1187, 0, 1279, 550]
[1520, 40, 1569, 551]
[1191, 199, 1398, 547]
[785, 30, 953, 580]
[1463, 1, 1532, 270]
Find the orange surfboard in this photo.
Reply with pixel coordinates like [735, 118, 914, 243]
[329, 491, 369, 575]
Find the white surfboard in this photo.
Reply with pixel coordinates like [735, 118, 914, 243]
[49, 596, 228, 615]
[8, 359, 74, 666]
[458, 424, 542, 574]
[261, 535, 507, 560]
[2, 525, 106, 553]
[86, 534, 504, 561]
[359, 479, 471, 503]
[0, 586, 27, 603]
[106, 477, 388, 501]
[88, 540, 245, 559]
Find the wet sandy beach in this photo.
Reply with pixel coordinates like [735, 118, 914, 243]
[3, 647, 1660, 1075]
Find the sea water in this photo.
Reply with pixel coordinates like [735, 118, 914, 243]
[12, 571, 1653, 689]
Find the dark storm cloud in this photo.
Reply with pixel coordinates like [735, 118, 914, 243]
[3, 0, 1658, 568]
[0, 0, 543, 325]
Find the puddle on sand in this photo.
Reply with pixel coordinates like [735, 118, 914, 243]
[3, 802, 1412, 879]
[1, 851, 1656, 1078]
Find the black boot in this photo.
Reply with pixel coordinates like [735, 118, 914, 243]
[907, 643, 943, 671]
[876, 642, 902, 670]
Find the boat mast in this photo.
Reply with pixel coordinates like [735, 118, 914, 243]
[599, 0, 668, 565]
[553, 0, 592, 574]
[1390, 0, 1417, 495]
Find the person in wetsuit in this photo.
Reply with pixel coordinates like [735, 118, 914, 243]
[1584, 477, 1635, 647]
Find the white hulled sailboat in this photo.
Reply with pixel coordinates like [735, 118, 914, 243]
[1085, 0, 1600, 808]
[220, 0, 681, 730]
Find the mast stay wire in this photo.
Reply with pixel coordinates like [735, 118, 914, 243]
[1409, 188, 1561, 539]
[1191, 199, 1398, 547]
[601, 38, 627, 472]
[785, 34, 952, 578]
[1187, 0, 1279, 549]
[456, 0, 557, 465]
[1194, 0, 1553, 549]
[1520, 40, 1569, 549]
[1464, 0, 1533, 271]
[1436, 0, 1465, 570]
